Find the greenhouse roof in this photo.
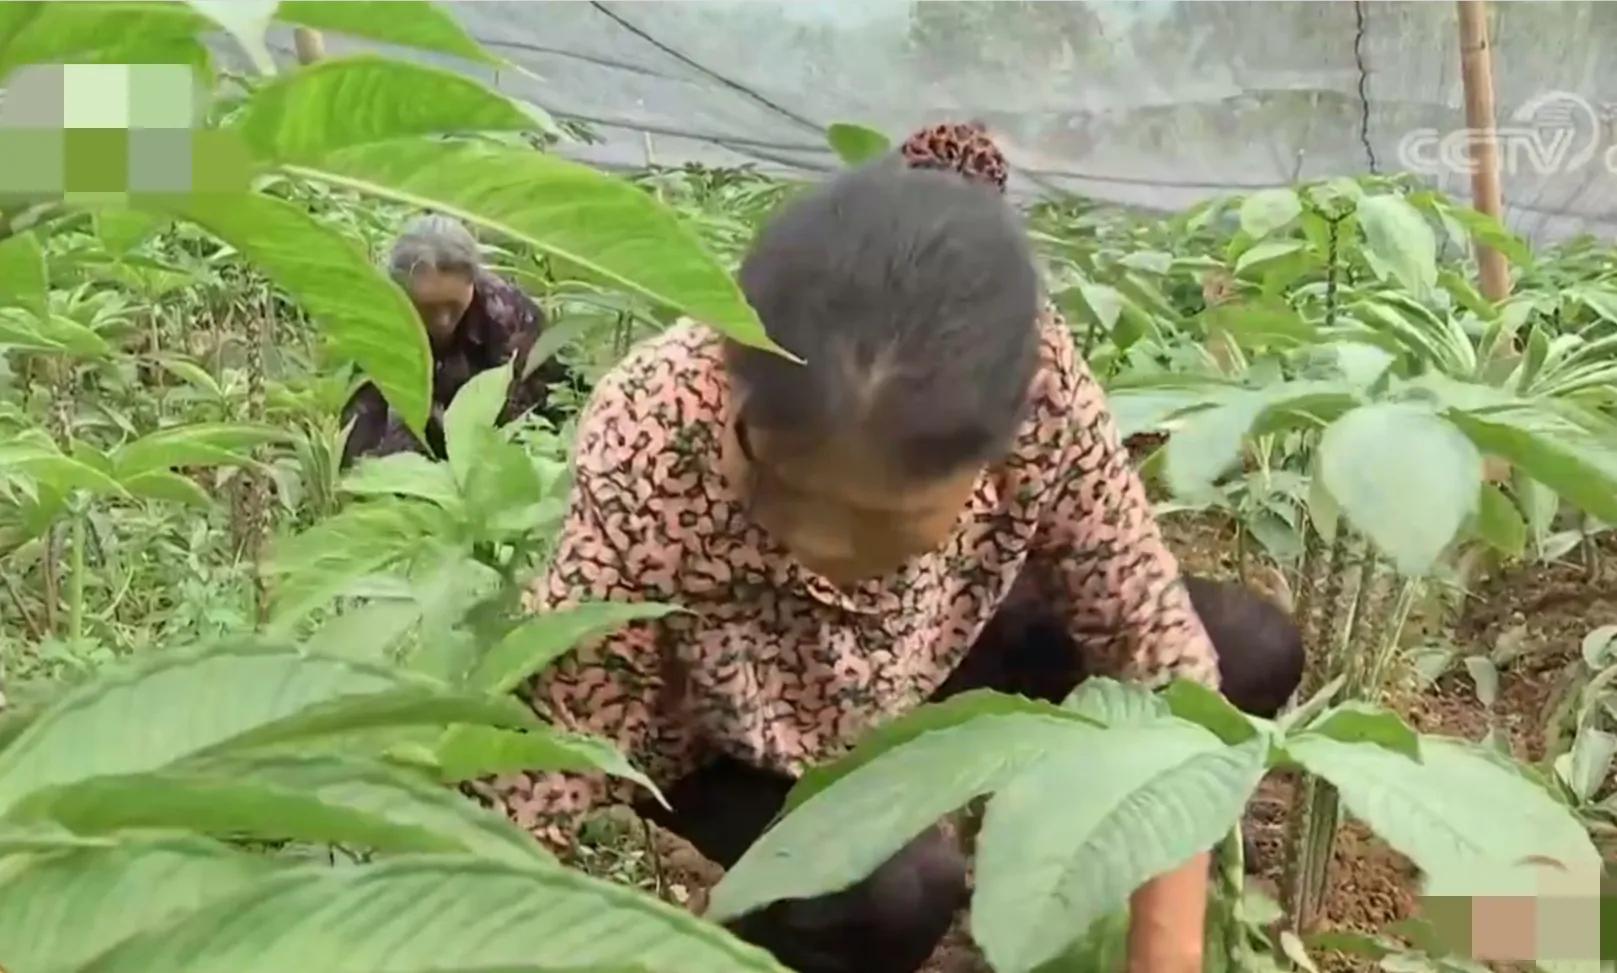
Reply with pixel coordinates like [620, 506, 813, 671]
[263, 1, 1614, 246]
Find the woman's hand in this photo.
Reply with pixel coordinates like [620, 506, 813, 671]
[1125, 853, 1209, 973]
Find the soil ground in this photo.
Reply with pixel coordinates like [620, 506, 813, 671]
[602, 515, 1617, 972]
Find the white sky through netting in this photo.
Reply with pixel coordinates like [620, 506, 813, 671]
[269, 1, 1617, 245]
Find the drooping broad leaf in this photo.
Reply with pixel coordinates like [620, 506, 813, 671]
[1356, 194, 1438, 301]
[433, 725, 662, 805]
[0, 823, 113, 856]
[1063, 676, 1170, 726]
[124, 752, 552, 866]
[1557, 728, 1617, 803]
[0, 640, 493, 813]
[1161, 680, 1265, 746]
[273, 0, 496, 65]
[1441, 204, 1531, 266]
[263, 498, 448, 624]
[826, 122, 892, 165]
[465, 602, 684, 695]
[1317, 403, 1482, 575]
[1105, 379, 1232, 440]
[1475, 482, 1527, 557]
[79, 856, 791, 973]
[303, 598, 423, 662]
[1448, 410, 1617, 524]
[0, 2, 212, 81]
[341, 452, 461, 509]
[110, 423, 283, 480]
[0, 836, 280, 973]
[0, 429, 126, 497]
[289, 139, 784, 356]
[1287, 733, 1600, 890]
[1163, 382, 1350, 498]
[1237, 189, 1302, 240]
[709, 711, 1102, 921]
[1302, 702, 1420, 759]
[94, 209, 169, 254]
[120, 471, 212, 507]
[1202, 298, 1315, 351]
[783, 690, 1099, 815]
[212, 685, 537, 755]
[6, 770, 470, 859]
[0, 229, 47, 315]
[972, 733, 1267, 973]
[233, 56, 540, 164]
[154, 192, 432, 432]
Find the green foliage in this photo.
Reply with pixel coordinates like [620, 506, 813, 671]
[826, 122, 892, 165]
[712, 681, 1598, 972]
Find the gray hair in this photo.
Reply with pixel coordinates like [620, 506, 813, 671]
[387, 214, 480, 283]
[728, 162, 1040, 480]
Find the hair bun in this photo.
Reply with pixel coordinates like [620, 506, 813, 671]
[899, 122, 1008, 193]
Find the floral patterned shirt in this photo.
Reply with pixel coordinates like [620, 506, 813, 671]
[477, 310, 1218, 852]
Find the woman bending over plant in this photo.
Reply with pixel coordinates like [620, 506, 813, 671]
[471, 124, 1303, 973]
[340, 214, 573, 466]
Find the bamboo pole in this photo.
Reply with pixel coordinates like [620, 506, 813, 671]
[292, 26, 326, 65]
[1455, 0, 1511, 303]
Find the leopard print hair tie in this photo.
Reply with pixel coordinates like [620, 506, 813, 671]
[898, 121, 1009, 194]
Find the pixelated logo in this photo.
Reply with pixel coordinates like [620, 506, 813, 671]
[1398, 89, 1615, 178]
[0, 62, 247, 206]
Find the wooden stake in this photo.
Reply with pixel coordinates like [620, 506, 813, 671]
[292, 26, 326, 65]
[1455, 0, 1511, 303]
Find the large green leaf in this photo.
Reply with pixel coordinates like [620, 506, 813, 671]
[1162, 381, 1351, 499]
[6, 770, 469, 859]
[1448, 410, 1617, 524]
[303, 598, 423, 662]
[212, 686, 536, 756]
[444, 365, 513, 488]
[289, 139, 784, 355]
[465, 602, 683, 695]
[121, 471, 213, 508]
[0, 836, 280, 973]
[0, 429, 126, 497]
[273, 1, 495, 65]
[1287, 734, 1600, 892]
[1237, 189, 1302, 239]
[826, 122, 892, 165]
[0, 229, 47, 315]
[1062, 676, 1170, 726]
[94, 209, 169, 255]
[709, 711, 1102, 921]
[1356, 194, 1438, 302]
[432, 725, 661, 804]
[79, 856, 791, 973]
[0, 640, 489, 813]
[155, 192, 433, 431]
[233, 56, 539, 164]
[972, 733, 1267, 973]
[6, 752, 553, 867]
[110, 422, 284, 480]
[263, 498, 448, 624]
[1317, 403, 1482, 575]
[1202, 298, 1315, 351]
[0, 2, 212, 81]
[783, 690, 1099, 815]
[341, 452, 462, 510]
